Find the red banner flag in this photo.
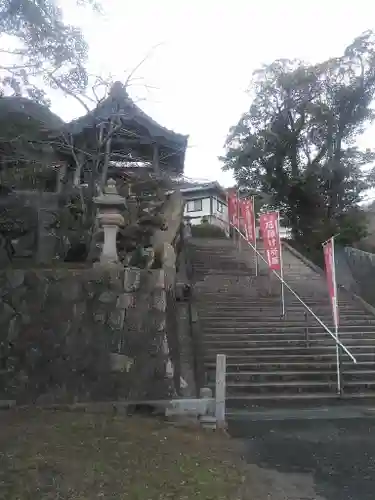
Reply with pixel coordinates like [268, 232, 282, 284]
[227, 191, 239, 229]
[240, 198, 256, 244]
[259, 211, 281, 271]
[323, 238, 339, 328]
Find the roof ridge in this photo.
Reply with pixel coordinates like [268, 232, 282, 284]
[65, 82, 188, 145]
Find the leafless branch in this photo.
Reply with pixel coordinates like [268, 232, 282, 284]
[49, 75, 90, 113]
[124, 42, 164, 88]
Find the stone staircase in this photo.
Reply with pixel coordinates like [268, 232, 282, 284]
[189, 237, 375, 411]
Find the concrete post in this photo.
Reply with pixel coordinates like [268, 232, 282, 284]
[215, 353, 226, 428]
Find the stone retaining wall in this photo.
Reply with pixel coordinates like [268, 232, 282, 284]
[0, 266, 176, 404]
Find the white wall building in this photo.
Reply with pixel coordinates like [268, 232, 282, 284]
[179, 181, 291, 239]
[179, 181, 229, 234]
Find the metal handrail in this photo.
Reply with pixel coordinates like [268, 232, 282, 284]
[232, 225, 357, 364]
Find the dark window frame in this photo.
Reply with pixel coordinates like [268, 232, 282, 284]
[186, 199, 203, 212]
[216, 199, 225, 213]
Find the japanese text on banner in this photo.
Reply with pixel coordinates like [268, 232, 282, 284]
[240, 198, 256, 244]
[228, 192, 239, 229]
[323, 239, 339, 328]
[259, 212, 281, 271]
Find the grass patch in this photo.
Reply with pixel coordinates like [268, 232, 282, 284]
[0, 409, 244, 499]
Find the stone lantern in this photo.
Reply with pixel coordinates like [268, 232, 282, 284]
[94, 178, 125, 265]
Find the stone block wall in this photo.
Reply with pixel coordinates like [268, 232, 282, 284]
[13, 190, 60, 263]
[0, 266, 176, 404]
[336, 246, 375, 306]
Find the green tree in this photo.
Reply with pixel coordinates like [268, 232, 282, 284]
[0, 0, 99, 103]
[222, 31, 375, 258]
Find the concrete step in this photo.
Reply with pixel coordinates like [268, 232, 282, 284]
[199, 311, 374, 319]
[204, 345, 375, 358]
[201, 325, 375, 335]
[208, 380, 336, 395]
[203, 333, 375, 343]
[196, 293, 354, 301]
[202, 329, 375, 337]
[204, 351, 375, 364]
[225, 392, 375, 410]
[200, 318, 375, 327]
[196, 289, 334, 296]
[195, 291, 329, 297]
[190, 237, 375, 404]
[195, 285, 332, 292]
[198, 310, 362, 319]
[197, 297, 356, 306]
[208, 379, 375, 395]
[202, 318, 373, 327]
[201, 324, 375, 331]
[204, 340, 375, 351]
[197, 301, 358, 309]
[193, 263, 250, 268]
[192, 260, 250, 264]
[204, 360, 375, 371]
[222, 370, 375, 384]
[193, 271, 252, 276]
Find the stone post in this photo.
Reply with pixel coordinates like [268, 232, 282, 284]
[94, 178, 125, 265]
[215, 353, 226, 428]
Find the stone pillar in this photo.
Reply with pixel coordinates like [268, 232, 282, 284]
[94, 178, 125, 265]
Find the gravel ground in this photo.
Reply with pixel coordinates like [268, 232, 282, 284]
[229, 416, 375, 500]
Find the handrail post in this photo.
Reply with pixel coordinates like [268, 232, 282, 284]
[304, 311, 310, 347]
[237, 190, 241, 281]
[336, 325, 343, 396]
[277, 211, 286, 317]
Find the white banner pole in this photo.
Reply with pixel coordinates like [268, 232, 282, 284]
[278, 211, 285, 317]
[237, 190, 241, 254]
[229, 190, 236, 243]
[253, 196, 258, 277]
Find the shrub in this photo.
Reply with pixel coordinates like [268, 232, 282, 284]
[191, 223, 227, 239]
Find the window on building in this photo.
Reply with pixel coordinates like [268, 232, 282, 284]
[186, 199, 203, 212]
[217, 200, 225, 213]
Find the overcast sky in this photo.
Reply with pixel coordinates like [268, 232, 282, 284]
[54, 0, 375, 190]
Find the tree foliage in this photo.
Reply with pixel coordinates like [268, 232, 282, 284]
[222, 31, 375, 256]
[0, 0, 99, 103]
